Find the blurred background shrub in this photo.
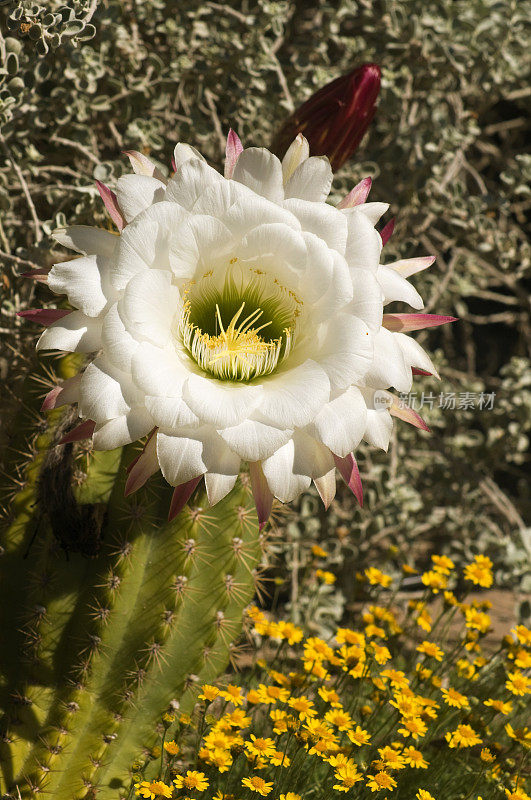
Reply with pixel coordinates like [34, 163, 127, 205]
[1, 0, 529, 620]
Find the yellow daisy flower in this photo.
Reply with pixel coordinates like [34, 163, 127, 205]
[445, 724, 482, 748]
[241, 776, 274, 796]
[366, 772, 397, 793]
[441, 687, 469, 708]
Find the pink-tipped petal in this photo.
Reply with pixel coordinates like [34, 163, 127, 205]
[337, 177, 372, 209]
[124, 434, 159, 496]
[249, 461, 274, 531]
[333, 453, 363, 506]
[17, 308, 71, 326]
[170, 155, 176, 172]
[390, 400, 430, 432]
[123, 150, 165, 182]
[224, 128, 244, 179]
[21, 269, 49, 281]
[168, 477, 202, 521]
[388, 255, 436, 278]
[412, 367, 433, 376]
[95, 180, 125, 231]
[59, 419, 96, 444]
[41, 373, 81, 412]
[314, 468, 337, 510]
[380, 217, 395, 246]
[383, 313, 458, 333]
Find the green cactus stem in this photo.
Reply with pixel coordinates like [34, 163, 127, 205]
[0, 378, 262, 799]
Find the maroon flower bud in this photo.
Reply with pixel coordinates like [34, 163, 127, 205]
[272, 63, 381, 171]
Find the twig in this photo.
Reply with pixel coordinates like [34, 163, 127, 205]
[0, 250, 43, 270]
[50, 135, 101, 166]
[204, 89, 225, 150]
[0, 134, 42, 243]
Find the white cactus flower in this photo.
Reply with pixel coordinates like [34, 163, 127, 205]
[24, 132, 455, 525]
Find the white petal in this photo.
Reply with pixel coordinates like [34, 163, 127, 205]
[47, 255, 108, 317]
[52, 226, 118, 258]
[257, 360, 330, 429]
[112, 202, 191, 291]
[239, 223, 307, 276]
[354, 202, 389, 225]
[394, 332, 439, 378]
[223, 195, 301, 240]
[203, 434, 240, 505]
[232, 147, 284, 203]
[282, 198, 348, 254]
[165, 158, 223, 211]
[360, 389, 394, 450]
[173, 142, 205, 170]
[387, 255, 435, 278]
[145, 395, 199, 429]
[281, 134, 310, 183]
[169, 215, 233, 279]
[101, 303, 138, 373]
[120, 269, 179, 346]
[314, 468, 337, 509]
[219, 418, 293, 462]
[347, 268, 383, 333]
[36, 311, 102, 353]
[112, 219, 158, 291]
[301, 231, 334, 304]
[317, 314, 373, 389]
[345, 210, 382, 272]
[308, 386, 367, 457]
[92, 407, 153, 450]
[80, 358, 144, 421]
[362, 327, 412, 393]
[115, 174, 166, 222]
[156, 429, 207, 485]
[131, 342, 189, 397]
[191, 179, 254, 218]
[284, 156, 333, 202]
[261, 438, 311, 503]
[377, 265, 424, 309]
[183, 374, 262, 429]
[312, 251, 353, 319]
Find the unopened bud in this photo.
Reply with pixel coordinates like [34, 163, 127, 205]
[272, 63, 381, 171]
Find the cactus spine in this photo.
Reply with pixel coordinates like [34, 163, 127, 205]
[0, 373, 262, 799]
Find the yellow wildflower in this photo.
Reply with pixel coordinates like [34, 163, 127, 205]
[219, 684, 244, 705]
[366, 772, 397, 793]
[202, 748, 232, 772]
[335, 628, 365, 646]
[241, 776, 274, 796]
[381, 669, 409, 689]
[372, 643, 392, 665]
[318, 686, 342, 707]
[304, 637, 334, 662]
[269, 750, 291, 767]
[445, 724, 482, 748]
[505, 723, 531, 748]
[506, 670, 530, 696]
[333, 761, 363, 791]
[365, 567, 392, 587]
[480, 748, 495, 762]
[316, 568, 336, 584]
[245, 735, 277, 758]
[198, 684, 220, 702]
[402, 564, 418, 574]
[431, 554, 454, 574]
[505, 790, 531, 800]
[280, 795, 302, 800]
[347, 725, 371, 746]
[325, 708, 353, 731]
[222, 708, 251, 727]
[173, 771, 209, 792]
[465, 607, 491, 633]
[463, 555, 493, 588]
[417, 791, 437, 800]
[311, 544, 329, 557]
[377, 745, 406, 770]
[441, 687, 469, 709]
[514, 648, 531, 669]
[484, 698, 513, 715]
[288, 695, 316, 719]
[276, 620, 304, 645]
[417, 641, 444, 661]
[135, 782, 173, 799]
[403, 746, 429, 768]
[421, 570, 447, 593]
[163, 740, 180, 756]
[398, 716, 427, 740]
[512, 624, 531, 646]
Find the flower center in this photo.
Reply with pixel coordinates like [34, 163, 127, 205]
[178, 264, 301, 381]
